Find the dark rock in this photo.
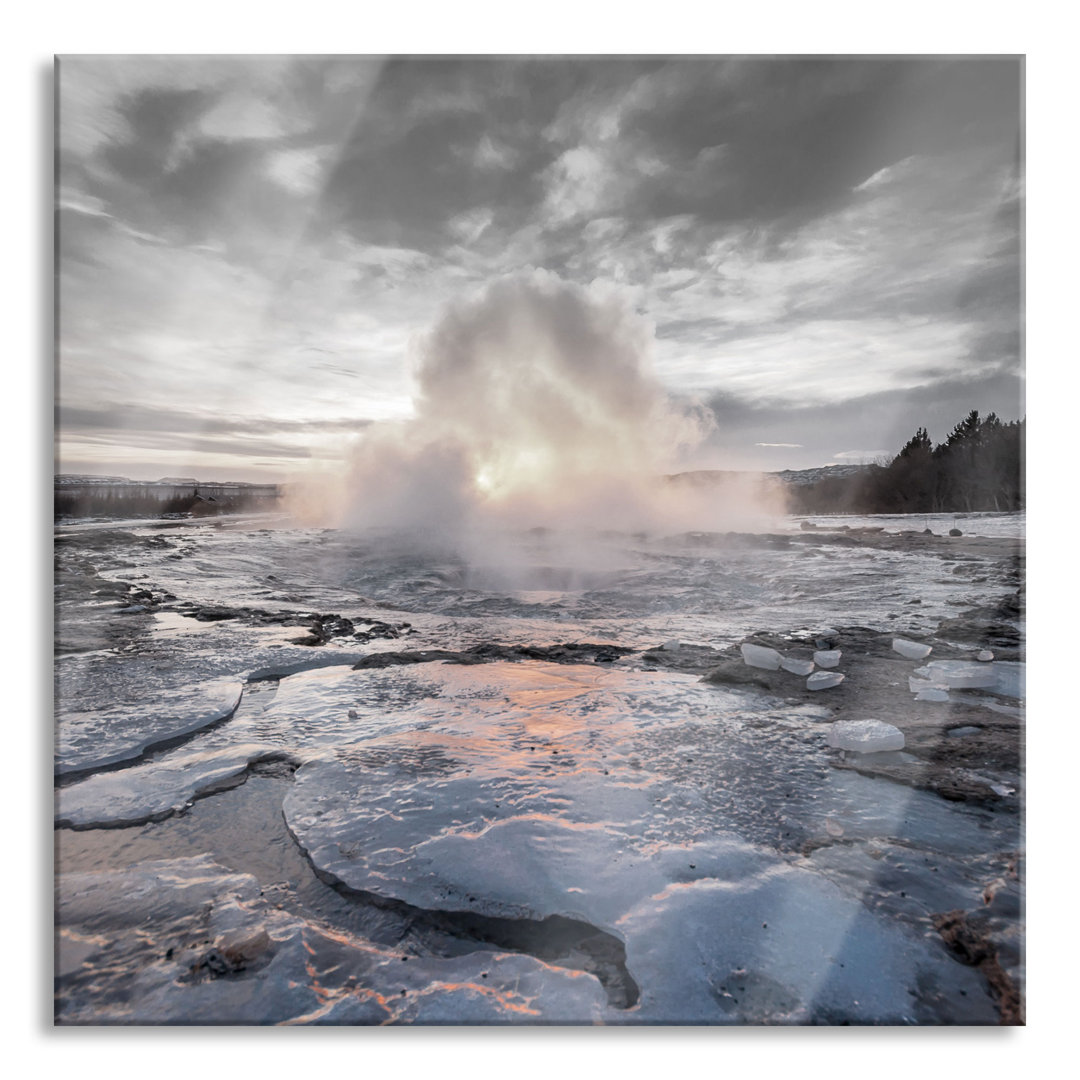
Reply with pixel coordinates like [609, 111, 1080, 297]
[194, 607, 239, 622]
[352, 642, 635, 671]
[702, 660, 773, 690]
[932, 910, 1024, 1024]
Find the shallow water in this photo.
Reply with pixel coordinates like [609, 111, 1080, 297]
[54, 512, 1024, 1025]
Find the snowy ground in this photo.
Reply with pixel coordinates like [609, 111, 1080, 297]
[54, 511, 1024, 1025]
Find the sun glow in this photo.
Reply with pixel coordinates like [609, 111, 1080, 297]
[473, 447, 558, 502]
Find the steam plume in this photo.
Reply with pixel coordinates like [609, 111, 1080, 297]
[290, 271, 785, 538]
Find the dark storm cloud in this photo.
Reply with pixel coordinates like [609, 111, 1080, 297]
[61, 55, 1023, 254]
[313, 58, 643, 248]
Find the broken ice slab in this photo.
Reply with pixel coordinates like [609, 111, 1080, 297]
[54, 677, 245, 779]
[827, 719, 905, 753]
[892, 638, 932, 661]
[807, 671, 845, 691]
[909, 675, 947, 693]
[946, 670, 998, 690]
[780, 657, 815, 675]
[741, 643, 782, 670]
[813, 650, 841, 669]
[286, 756, 771, 929]
[603, 841, 996, 1024]
[56, 743, 299, 829]
[913, 661, 997, 690]
[915, 689, 949, 702]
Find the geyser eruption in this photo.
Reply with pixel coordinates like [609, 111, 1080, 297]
[296, 271, 785, 539]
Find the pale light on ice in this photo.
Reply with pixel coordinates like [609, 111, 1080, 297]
[741, 643, 782, 670]
[893, 638, 932, 660]
[827, 720, 905, 753]
[807, 671, 845, 690]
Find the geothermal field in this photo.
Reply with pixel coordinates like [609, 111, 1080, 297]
[54, 514, 1023, 1028]
[54, 277, 1024, 1026]
[54, 506, 1024, 1025]
[52, 50, 1028, 1032]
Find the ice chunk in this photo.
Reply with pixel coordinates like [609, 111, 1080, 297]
[813, 650, 841, 669]
[892, 638, 932, 660]
[916, 661, 997, 690]
[741, 643, 782, 670]
[915, 689, 949, 702]
[827, 719, 905, 753]
[977, 650, 994, 662]
[780, 657, 815, 675]
[661, 639, 682, 651]
[807, 671, 845, 690]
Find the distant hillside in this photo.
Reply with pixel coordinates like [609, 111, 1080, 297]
[666, 463, 870, 492]
[772, 463, 872, 488]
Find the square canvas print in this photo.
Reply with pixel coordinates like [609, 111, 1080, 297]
[54, 55, 1024, 1025]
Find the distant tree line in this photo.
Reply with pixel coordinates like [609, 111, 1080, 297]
[787, 410, 1025, 515]
[54, 484, 281, 520]
[54, 489, 200, 519]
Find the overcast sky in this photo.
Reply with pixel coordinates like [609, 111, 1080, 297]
[56, 55, 1023, 481]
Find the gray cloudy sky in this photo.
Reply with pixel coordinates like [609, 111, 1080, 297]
[56, 55, 1023, 481]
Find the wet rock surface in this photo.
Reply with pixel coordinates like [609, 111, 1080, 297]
[353, 641, 634, 669]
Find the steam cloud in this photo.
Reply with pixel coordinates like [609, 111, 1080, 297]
[289, 271, 786, 540]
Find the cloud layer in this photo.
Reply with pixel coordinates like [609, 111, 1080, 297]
[57, 56, 1023, 480]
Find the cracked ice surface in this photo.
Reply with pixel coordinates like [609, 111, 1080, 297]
[616, 860, 998, 1023]
[56, 855, 608, 1025]
[55, 628, 360, 778]
[282, 662, 784, 920]
[277, 660, 1013, 1021]
[54, 659, 465, 828]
